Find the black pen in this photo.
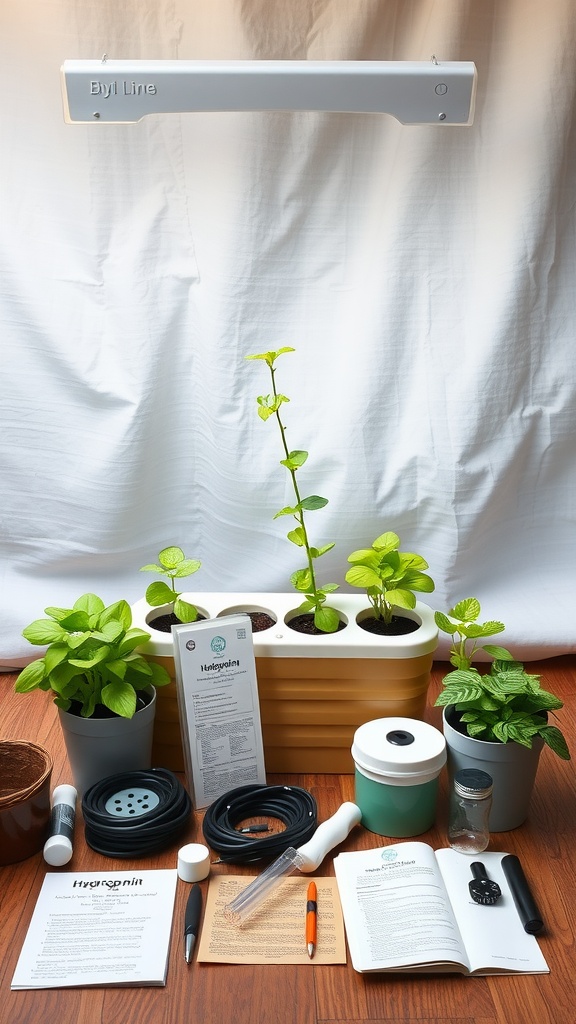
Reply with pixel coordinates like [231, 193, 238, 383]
[184, 883, 203, 963]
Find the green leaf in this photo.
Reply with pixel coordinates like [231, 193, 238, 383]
[53, 695, 72, 712]
[347, 548, 380, 565]
[43, 605, 74, 623]
[117, 628, 153, 656]
[139, 562, 164, 573]
[66, 630, 91, 650]
[104, 659, 127, 680]
[483, 644, 513, 660]
[123, 654, 153, 677]
[371, 532, 400, 554]
[50, 662, 85, 693]
[451, 598, 481, 622]
[401, 571, 435, 593]
[300, 495, 328, 511]
[291, 568, 313, 592]
[345, 565, 382, 589]
[314, 606, 340, 633]
[385, 588, 417, 610]
[93, 620, 124, 643]
[462, 621, 505, 638]
[43, 644, 69, 673]
[14, 659, 46, 692]
[56, 610, 91, 632]
[434, 670, 484, 706]
[101, 681, 137, 719]
[397, 552, 429, 571]
[158, 546, 185, 569]
[493, 721, 533, 748]
[321, 583, 339, 594]
[246, 347, 295, 366]
[273, 505, 299, 519]
[69, 646, 111, 670]
[539, 725, 571, 760]
[287, 527, 306, 547]
[100, 600, 132, 631]
[148, 662, 171, 687]
[22, 619, 68, 645]
[146, 581, 175, 606]
[280, 450, 309, 470]
[172, 559, 201, 578]
[434, 611, 457, 634]
[73, 593, 105, 617]
[257, 394, 289, 418]
[174, 598, 199, 623]
[314, 543, 335, 558]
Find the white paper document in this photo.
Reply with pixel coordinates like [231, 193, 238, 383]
[334, 844, 550, 976]
[11, 869, 178, 989]
[173, 614, 266, 808]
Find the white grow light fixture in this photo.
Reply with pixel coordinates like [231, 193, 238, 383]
[61, 58, 477, 126]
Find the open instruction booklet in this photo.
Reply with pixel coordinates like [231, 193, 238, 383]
[334, 844, 549, 976]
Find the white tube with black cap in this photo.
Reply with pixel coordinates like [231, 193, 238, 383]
[43, 784, 77, 866]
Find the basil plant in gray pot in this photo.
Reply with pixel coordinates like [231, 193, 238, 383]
[434, 598, 570, 831]
[15, 593, 171, 794]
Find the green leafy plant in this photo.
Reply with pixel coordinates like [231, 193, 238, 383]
[434, 598, 570, 760]
[140, 546, 201, 623]
[15, 593, 170, 718]
[345, 531, 435, 623]
[246, 347, 340, 633]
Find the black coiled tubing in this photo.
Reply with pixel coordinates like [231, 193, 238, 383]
[202, 784, 317, 864]
[82, 768, 192, 858]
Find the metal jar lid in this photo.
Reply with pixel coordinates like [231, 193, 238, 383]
[454, 767, 493, 799]
[352, 717, 446, 779]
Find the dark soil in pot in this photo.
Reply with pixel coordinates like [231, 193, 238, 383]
[247, 611, 276, 633]
[358, 615, 420, 637]
[149, 611, 206, 633]
[149, 610, 275, 634]
[288, 613, 347, 636]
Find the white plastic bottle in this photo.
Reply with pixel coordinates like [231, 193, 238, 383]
[43, 784, 77, 866]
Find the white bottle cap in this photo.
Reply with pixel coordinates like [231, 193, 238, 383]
[177, 843, 211, 882]
[52, 784, 77, 806]
[43, 834, 73, 867]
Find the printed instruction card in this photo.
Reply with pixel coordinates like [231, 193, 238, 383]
[197, 874, 346, 965]
[173, 614, 266, 808]
[11, 869, 178, 989]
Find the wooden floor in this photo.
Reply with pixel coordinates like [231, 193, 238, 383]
[1, 657, 574, 1024]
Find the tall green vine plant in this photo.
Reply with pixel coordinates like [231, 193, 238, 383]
[246, 347, 340, 633]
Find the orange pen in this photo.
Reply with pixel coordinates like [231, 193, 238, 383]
[306, 880, 317, 959]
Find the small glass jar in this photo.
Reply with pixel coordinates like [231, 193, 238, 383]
[448, 768, 493, 854]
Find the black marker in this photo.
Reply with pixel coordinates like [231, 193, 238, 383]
[184, 883, 203, 963]
[501, 855, 544, 934]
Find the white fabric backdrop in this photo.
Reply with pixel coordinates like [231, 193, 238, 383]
[1, 0, 575, 666]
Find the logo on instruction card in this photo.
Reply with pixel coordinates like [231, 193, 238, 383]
[210, 635, 226, 655]
[381, 849, 398, 863]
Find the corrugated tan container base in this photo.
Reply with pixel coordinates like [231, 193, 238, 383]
[132, 593, 438, 775]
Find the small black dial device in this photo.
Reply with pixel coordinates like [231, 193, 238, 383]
[468, 862, 502, 906]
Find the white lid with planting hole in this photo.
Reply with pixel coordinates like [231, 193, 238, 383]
[352, 717, 446, 779]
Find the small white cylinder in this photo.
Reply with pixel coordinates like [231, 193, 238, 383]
[177, 843, 211, 882]
[43, 784, 77, 866]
